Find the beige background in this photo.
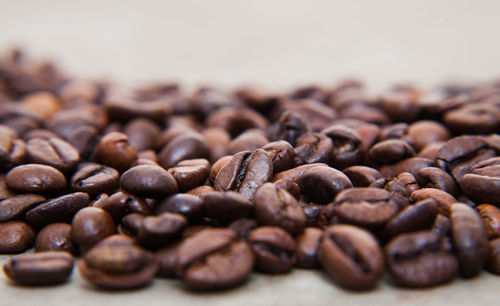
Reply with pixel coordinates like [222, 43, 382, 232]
[1, 0, 500, 305]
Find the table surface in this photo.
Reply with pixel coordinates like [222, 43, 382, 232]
[1, 0, 500, 305]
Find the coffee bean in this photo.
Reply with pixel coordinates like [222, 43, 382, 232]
[385, 231, 458, 287]
[368, 139, 416, 165]
[123, 118, 161, 152]
[432, 214, 451, 236]
[26, 137, 79, 173]
[200, 191, 253, 224]
[0, 125, 26, 172]
[318, 224, 384, 290]
[253, 183, 305, 235]
[343, 166, 383, 187]
[379, 157, 433, 178]
[214, 149, 273, 200]
[202, 127, 230, 163]
[296, 165, 353, 205]
[0, 175, 15, 200]
[381, 89, 421, 122]
[137, 212, 187, 249]
[168, 159, 210, 192]
[155, 194, 204, 221]
[487, 238, 500, 275]
[25, 192, 90, 228]
[66, 125, 99, 159]
[295, 227, 323, 269]
[461, 157, 500, 206]
[71, 207, 116, 252]
[295, 132, 333, 165]
[155, 241, 181, 278]
[444, 103, 500, 134]
[407, 120, 450, 151]
[228, 129, 269, 155]
[273, 111, 310, 146]
[435, 135, 487, 172]
[322, 124, 363, 169]
[6, 164, 67, 194]
[248, 226, 296, 273]
[78, 235, 158, 289]
[3, 251, 74, 285]
[261, 140, 297, 173]
[158, 132, 210, 170]
[205, 107, 268, 137]
[476, 204, 500, 239]
[96, 132, 137, 172]
[281, 99, 337, 131]
[228, 218, 258, 240]
[415, 167, 458, 196]
[120, 165, 179, 198]
[35, 222, 77, 254]
[71, 163, 119, 197]
[0, 221, 35, 253]
[410, 188, 457, 217]
[274, 179, 301, 200]
[176, 228, 254, 290]
[105, 94, 172, 123]
[119, 213, 144, 236]
[0, 194, 45, 222]
[384, 199, 439, 237]
[451, 203, 489, 277]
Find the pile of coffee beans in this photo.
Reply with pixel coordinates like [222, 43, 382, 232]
[1, 48, 500, 291]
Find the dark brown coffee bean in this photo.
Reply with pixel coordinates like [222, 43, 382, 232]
[202, 127, 230, 163]
[155, 194, 204, 220]
[343, 166, 382, 187]
[78, 235, 158, 289]
[332, 188, 400, 228]
[26, 137, 79, 173]
[318, 224, 384, 290]
[381, 89, 421, 122]
[66, 125, 99, 159]
[476, 204, 500, 239]
[253, 183, 305, 235]
[274, 179, 301, 200]
[410, 188, 457, 217]
[228, 218, 258, 240]
[35, 222, 77, 254]
[487, 238, 500, 275]
[228, 129, 269, 155]
[214, 149, 273, 200]
[105, 94, 172, 123]
[451, 203, 489, 277]
[3, 251, 74, 285]
[296, 166, 353, 205]
[71, 163, 120, 197]
[368, 139, 416, 165]
[0, 175, 15, 200]
[71, 207, 116, 252]
[123, 118, 161, 152]
[155, 241, 181, 278]
[385, 231, 458, 287]
[281, 99, 337, 131]
[168, 159, 210, 192]
[248, 226, 296, 273]
[137, 212, 187, 249]
[0, 194, 45, 222]
[119, 213, 144, 236]
[322, 124, 363, 169]
[379, 157, 432, 178]
[384, 199, 439, 237]
[340, 104, 390, 126]
[0, 125, 26, 171]
[272, 111, 310, 146]
[120, 165, 179, 198]
[407, 120, 450, 151]
[295, 227, 323, 269]
[6, 164, 67, 194]
[432, 214, 451, 236]
[206, 107, 268, 137]
[386, 171, 419, 197]
[0, 221, 35, 253]
[418, 142, 445, 160]
[461, 157, 500, 206]
[96, 132, 138, 172]
[415, 167, 458, 196]
[200, 191, 253, 224]
[26, 192, 90, 228]
[261, 140, 297, 173]
[295, 132, 333, 165]
[192, 88, 240, 116]
[444, 103, 500, 134]
[158, 132, 210, 170]
[176, 228, 254, 290]
[435, 135, 487, 172]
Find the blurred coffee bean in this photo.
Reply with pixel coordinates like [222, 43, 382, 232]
[120, 165, 178, 198]
[35, 223, 77, 254]
[168, 159, 210, 192]
[96, 132, 137, 172]
[0, 194, 45, 222]
[26, 137, 79, 173]
[71, 207, 116, 253]
[295, 227, 323, 269]
[6, 163, 67, 194]
[201, 191, 253, 224]
[248, 226, 296, 273]
[71, 163, 119, 197]
[158, 132, 210, 170]
[26, 192, 89, 228]
[0, 221, 35, 253]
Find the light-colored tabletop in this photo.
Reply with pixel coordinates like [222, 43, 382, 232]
[1, 1, 499, 305]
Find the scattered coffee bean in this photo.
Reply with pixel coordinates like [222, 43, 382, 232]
[6, 164, 67, 194]
[248, 226, 296, 273]
[71, 207, 116, 252]
[35, 222, 77, 254]
[120, 165, 178, 198]
[0, 221, 35, 253]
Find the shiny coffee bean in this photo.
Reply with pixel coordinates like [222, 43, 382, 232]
[296, 165, 353, 205]
[410, 188, 457, 217]
[119, 213, 144, 236]
[450, 203, 489, 277]
[71, 207, 116, 253]
[248, 226, 296, 273]
[274, 179, 301, 200]
[200, 191, 253, 224]
[71, 163, 120, 197]
[158, 132, 210, 170]
[476, 204, 500, 239]
[96, 132, 138, 172]
[407, 120, 450, 151]
[202, 127, 230, 163]
[435, 135, 487, 172]
[318, 224, 384, 290]
[432, 214, 451, 236]
[0, 125, 26, 172]
[155, 241, 181, 278]
[137, 212, 187, 249]
[379, 157, 433, 178]
[26, 137, 79, 173]
[155, 194, 204, 221]
[35, 222, 77, 254]
[206, 107, 268, 137]
[461, 157, 500, 206]
[228, 129, 269, 155]
[120, 165, 179, 198]
[444, 103, 500, 134]
[322, 124, 363, 169]
[0, 221, 35, 253]
[385, 231, 458, 287]
[0, 194, 45, 222]
[368, 139, 416, 165]
[3, 251, 74, 285]
[168, 159, 210, 192]
[228, 218, 258, 240]
[295, 227, 323, 269]
[415, 167, 458, 196]
[124, 118, 161, 152]
[261, 140, 297, 173]
[384, 199, 439, 237]
[295, 132, 333, 165]
[343, 166, 383, 187]
[6, 164, 67, 194]
[273, 111, 310, 146]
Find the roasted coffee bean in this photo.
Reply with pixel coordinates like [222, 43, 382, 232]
[6, 164, 67, 194]
[435, 135, 487, 172]
[119, 213, 144, 236]
[0, 194, 45, 222]
[295, 132, 333, 165]
[296, 165, 353, 205]
[120, 165, 179, 198]
[381, 89, 421, 122]
[202, 127, 231, 163]
[137, 212, 187, 249]
[343, 166, 383, 187]
[201, 191, 253, 224]
[379, 157, 432, 178]
[71, 207, 116, 252]
[78, 235, 158, 289]
[273, 111, 310, 146]
[0, 125, 26, 171]
[274, 179, 301, 200]
[155, 241, 181, 278]
[487, 238, 500, 275]
[155, 194, 204, 220]
[450, 203, 489, 277]
[444, 103, 500, 134]
[96, 132, 138, 172]
[418, 142, 445, 160]
[176, 228, 254, 290]
[66, 125, 99, 159]
[368, 139, 416, 165]
[209, 155, 231, 184]
[3, 251, 74, 285]
[332, 188, 400, 228]
[295, 227, 323, 269]
[35, 222, 77, 254]
[410, 188, 457, 217]
[0, 175, 15, 200]
[318, 224, 384, 290]
[407, 120, 450, 151]
[248, 226, 296, 273]
[476, 204, 500, 239]
[123, 118, 161, 152]
[388, 172, 419, 196]
[0, 221, 35, 253]
[261, 140, 297, 173]
[228, 129, 269, 155]
[25, 137, 79, 173]
[340, 104, 390, 126]
[105, 94, 172, 123]
[385, 231, 458, 287]
[415, 167, 458, 196]
[228, 218, 258, 240]
[235, 87, 278, 112]
[384, 199, 439, 237]
[461, 157, 500, 206]
[281, 99, 337, 131]
[253, 183, 306, 235]
[214, 149, 273, 200]
[158, 132, 210, 170]
[206, 107, 268, 137]
[168, 159, 210, 192]
[25, 192, 90, 228]
[322, 124, 363, 169]
[71, 163, 119, 197]
[432, 214, 451, 236]
[302, 203, 327, 227]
